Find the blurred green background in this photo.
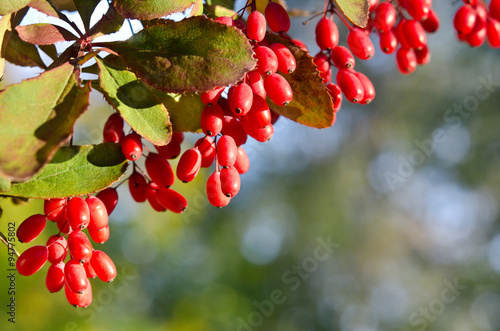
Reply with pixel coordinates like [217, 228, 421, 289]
[2, 1, 500, 330]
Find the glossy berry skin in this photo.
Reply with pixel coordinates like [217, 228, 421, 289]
[206, 171, 231, 208]
[254, 46, 279, 76]
[265, 1, 290, 33]
[466, 24, 486, 47]
[196, 136, 216, 168]
[270, 43, 296, 74]
[396, 48, 417, 74]
[67, 196, 90, 230]
[145, 153, 175, 188]
[157, 188, 188, 213]
[120, 132, 143, 161]
[403, 20, 427, 50]
[16, 245, 48, 276]
[17, 214, 46, 243]
[421, 8, 439, 33]
[234, 147, 250, 174]
[336, 70, 363, 103]
[57, 217, 72, 235]
[46, 262, 65, 293]
[379, 29, 398, 54]
[373, 2, 397, 32]
[242, 120, 274, 142]
[354, 72, 375, 104]
[405, 0, 430, 21]
[64, 259, 88, 293]
[326, 83, 343, 112]
[201, 104, 224, 136]
[214, 16, 233, 26]
[96, 188, 118, 215]
[220, 166, 241, 198]
[222, 116, 247, 146]
[247, 11, 266, 42]
[487, 18, 500, 48]
[415, 46, 431, 65]
[177, 148, 202, 183]
[44, 198, 67, 222]
[86, 195, 108, 231]
[201, 86, 225, 106]
[347, 28, 375, 60]
[128, 171, 147, 202]
[491, 0, 500, 22]
[90, 250, 117, 282]
[331, 46, 355, 69]
[217, 135, 238, 168]
[155, 133, 183, 159]
[245, 94, 272, 128]
[315, 18, 339, 50]
[103, 113, 124, 143]
[264, 73, 293, 106]
[230, 83, 253, 116]
[65, 278, 92, 307]
[68, 230, 93, 263]
[145, 182, 167, 212]
[454, 5, 476, 35]
[83, 261, 97, 279]
[88, 225, 110, 244]
[247, 71, 267, 99]
[313, 52, 330, 73]
[46, 235, 67, 264]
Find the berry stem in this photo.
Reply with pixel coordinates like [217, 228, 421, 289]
[334, 7, 352, 30]
[0, 231, 20, 258]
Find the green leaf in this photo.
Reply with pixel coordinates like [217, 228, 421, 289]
[152, 91, 204, 133]
[0, 63, 91, 181]
[205, 5, 235, 18]
[0, 174, 12, 193]
[28, 0, 59, 17]
[4, 29, 47, 68]
[190, 0, 204, 17]
[38, 44, 58, 60]
[334, 0, 369, 28]
[1, 143, 128, 199]
[114, 0, 195, 19]
[0, 0, 30, 15]
[89, 4, 125, 40]
[96, 56, 173, 146]
[74, 0, 100, 32]
[0, 14, 12, 80]
[265, 33, 335, 129]
[15, 23, 77, 45]
[105, 16, 255, 93]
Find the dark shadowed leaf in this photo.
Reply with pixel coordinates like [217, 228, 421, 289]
[334, 0, 369, 28]
[38, 44, 58, 60]
[96, 56, 172, 146]
[89, 4, 125, 39]
[16, 23, 77, 45]
[114, 0, 195, 19]
[1, 143, 128, 199]
[265, 33, 335, 129]
[105, 16, 255, 93]
[0, 0, 30, 15]
[0, 63, 91, 181]
[4, 29, 47, 68]
[0, 14, 12, 79]
[74, 0, 100, 32]
[152, 91, 204, 132]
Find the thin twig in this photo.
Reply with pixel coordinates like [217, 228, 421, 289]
[0, 231, 20, 258]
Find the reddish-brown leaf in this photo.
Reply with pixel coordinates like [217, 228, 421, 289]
[16, 23, 77, 45]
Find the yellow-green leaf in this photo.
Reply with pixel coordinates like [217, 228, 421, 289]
[334, 0, 369, 28]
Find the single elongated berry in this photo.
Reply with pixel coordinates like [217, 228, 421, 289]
[379, 29, 398, 54]
[491, 0, 500, 22]
[120, 132, 143, 161]
[17, 245, 48, 276]
[64, 259, 88, 293]
[145, 153, 175, 188]
[222, 116, 248, 146]
[128, 171, 147, 202]
[347, 28, 375, 60]
[230, 83, 253, 116]
[403, 20, 427, 50]
[247, 71, 267, 99]
[254, 46, 279, 75]
[201, 86, 225, 106]
[207, 171, 231, 207]
[396, 19, 411, 49]
[245, 94, 271, 128]
[47, 235, 67, 264]
[415, 45, 431, 65]
[177, 148, 202, 183]
[264, 73, 293, 106]
[315, 17, 339, 50]
[241, 120, 274, 142]
[336, 70, 364, 103]
[354, 72, 375, 104]
[331, 46, 355, 69]
[396, 47, 417, 74]
[454, 5, 476, 35]
[17, 214, 46, 243]
[405, 0, 430, 21]
[88, 225, 110, 244]
[196, 136, 216, 168]
[234, 147, 250, 174]
[157, 188, 188, 213]
[220, 166, 241, 198]
[373, 2, 397, 32]
[326, 83, 343, 112]
[90, 250, 117, 282]
[68, 231, 93, 263]
[201, 104, 224, 136]
[217, 135, 238, 168]
[67, 196, 90, 230]
[103, 113, 124, 143]
[270, 43, 296, 74]
[46, 262, 65, 293]
[65, 278, 92, 307]
[83, 261, 97, 279]
[44, 198, 67, 223]
[265, 1, 290, 33]
[422, 8, 440, 33]
[86, 195, 108, 231]
[247, 11, 266, 42]
[313, 52, 330, 73]
[487, 18, 500, 48]
[96, 188, 119, 215]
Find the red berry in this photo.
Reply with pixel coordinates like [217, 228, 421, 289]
[421, 8, 440, 33]
[145, 153, 175, 188]
[44, 198, 67, 222]
[120, 132, 143, 161]
[313, 52, 330, 73]
[229, 83, 254, 116]
[46, 262, 65, 293]
[157, 188, 188, 213]
[234, 147, 250, 174]
[487, 18, 500, 48]
[247, 11, 266, 42]
[206, 171, 231, 207]
[68, 230, 93, 263]
[57, 217, 72, 235]
[217, 135, 238, 168]
[17, 214, 46, 243]
[241, 120, 274, 142]
[347, 27, 375, 60]
[403, 20, 427, 50]
[379, 29, 398, 54]
[195, 136, 216, 168]
[491, 0, 500, 22]
[96, 188, 119, 215]
[270, 43, 296, 74]
[354, 72, 375, 104]
[396, 47, 417, 74]
[65, 278, 92, 307]
[90, 250, 117, 282]
[103, 113, 124, 143]
[466, 21, 486, 47]
[67, 196, 90, 230]
[222, 116, 248, 146]
[405, 0, 430, 21]
[315, 18, 339, 50]
[454, 5, 477, 35]
[128, 171, 147, 202]
[83, 261, 97, 279]
[201, 86, 225, 106]
[177, 148, 202, 183]
[265, 1, 290, 33]
[214, 16, 233, 26]
[264, 73, 293, 106]
[47, 234, 67, 264]
[415, 45, 431, 65]
[373, 2, 397, 32]
[220, 166, 241, 198]
[64, 259, 88, 293]
[86, 195, 109, 231]
[245, 94, 271, 128]
[88, 225, 110, 244]
[253, 45, 279, 75]
[336, 70, 364, 103]
[145, 182, 167, 212]
[155, 132, 184, 159]
[331, 46, 356, 69]
[247, 71, 267, 99]
[326, 83, 343, 112]
[201, 104, 224, 136]
[17, 245, 48, 276]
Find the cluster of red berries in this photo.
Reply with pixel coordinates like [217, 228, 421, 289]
[15, 195, 117, 307]
[454, 0, 500, 48]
